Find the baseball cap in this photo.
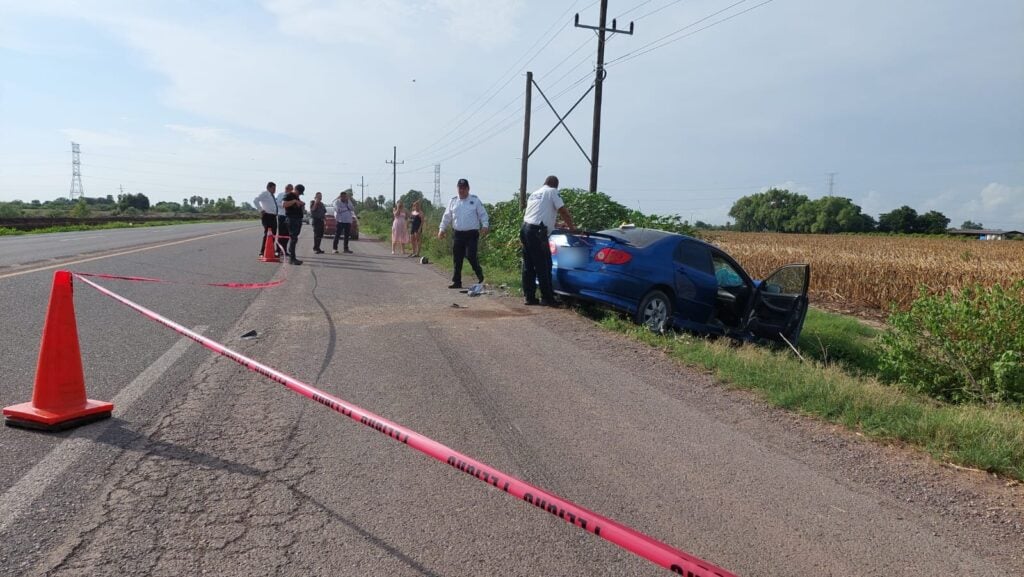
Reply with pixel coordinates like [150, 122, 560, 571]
[457, 178, 469, 187]
[295, 184, 305, 194]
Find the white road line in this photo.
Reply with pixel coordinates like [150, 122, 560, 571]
[0, 327, 207, 534]
[0, 227, 252, 281]
[57, 235, 105, 242]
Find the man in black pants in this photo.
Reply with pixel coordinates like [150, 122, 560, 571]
[254, 181, 279, 257]
[437, 178, 489, 289]
[282, 184, 305, 265]
[521, 175, 575, 306]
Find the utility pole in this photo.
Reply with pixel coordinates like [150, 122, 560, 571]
[575, 1, 633, 193]
[386, 146, 404, 205]
[358, 176, 367, 203]
[519, 71, 534, 209]
[69, 142, 85, 200]
[433, 164, 442, 208]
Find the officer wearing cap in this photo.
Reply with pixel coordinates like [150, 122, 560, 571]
[522, 175, 575, 306]
[282, 183, 306, 265]
[438, 178, 489, 289]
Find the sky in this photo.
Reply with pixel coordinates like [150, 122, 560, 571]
[1, 0, 1022, 228]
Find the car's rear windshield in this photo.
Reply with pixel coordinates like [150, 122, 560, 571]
[597, 228, 675, 248]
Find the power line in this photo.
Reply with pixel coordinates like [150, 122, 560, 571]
[404, 60, 596, 167]
[613, 0, 657, 19]
[81, 151, 366, 176]
[606, 0, 774, 67]
[633, 0, 689, 21]
[406, 0, 596, 161]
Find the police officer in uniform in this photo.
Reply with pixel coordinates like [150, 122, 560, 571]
[438, 178, 489, 289]
[522, 175, 574, 306]
[282, 184, 306, 265]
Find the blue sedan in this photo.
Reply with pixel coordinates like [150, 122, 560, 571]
[549, 226, 810, 345]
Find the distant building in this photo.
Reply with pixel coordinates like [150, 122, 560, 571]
[947, 229, 1022, 241]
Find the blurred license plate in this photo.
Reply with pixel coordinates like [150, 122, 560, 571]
[557, 246, 587, 268]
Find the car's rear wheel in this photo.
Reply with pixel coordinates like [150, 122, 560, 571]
[635, 289, 672, 332]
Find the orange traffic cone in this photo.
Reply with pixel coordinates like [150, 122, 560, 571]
[3, 270, 114, 431]
[259, 230, 280, 263]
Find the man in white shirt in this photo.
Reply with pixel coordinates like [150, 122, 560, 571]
[254, 181, 279, 257]
[438, 178, 489, 289]
[332, 190, 357, 254]
[522, 175, 575, 306]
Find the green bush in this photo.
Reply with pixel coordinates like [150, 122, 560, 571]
[879, 281, 1024, 404]
[0, 202, 22, 218]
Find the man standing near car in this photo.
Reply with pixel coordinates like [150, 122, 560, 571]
[438, 178, 488, 289]
[332, 190, 357, 254]
[283, 184, 305, 265]
[255, 181, 279, 257]
[522, 175, 575, 306]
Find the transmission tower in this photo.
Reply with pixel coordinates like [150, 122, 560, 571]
[432, 164, 442, 208]
[69, 142, 85, 200]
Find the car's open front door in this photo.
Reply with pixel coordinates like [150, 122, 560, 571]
[746, 264, 810, 345]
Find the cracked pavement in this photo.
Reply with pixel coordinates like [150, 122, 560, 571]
[2, 229, 1021, 576]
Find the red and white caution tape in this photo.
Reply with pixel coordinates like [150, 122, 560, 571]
[73, 272, 736, 577]
[73, 271, 284, 289]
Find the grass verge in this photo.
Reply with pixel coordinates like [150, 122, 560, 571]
[598, 314, 1024, 480]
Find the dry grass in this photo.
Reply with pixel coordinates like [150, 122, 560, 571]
[708, 232, 1024, 311]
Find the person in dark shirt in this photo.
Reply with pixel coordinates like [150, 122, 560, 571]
[283, 184, 306, 265]
[309, 191, 327, 254]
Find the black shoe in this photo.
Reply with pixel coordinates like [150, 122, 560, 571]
[344, 249, 353, 254]
[448, 283, 462, 289]
[290, 259, 303, 265]
[540, 300, 559, 308]
[524, 300, 540, 306]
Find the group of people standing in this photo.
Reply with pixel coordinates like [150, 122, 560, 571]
[391, 199, 425, 256]
[255, 175, 574, 307]
[255, 182, 307, 265]
[255, 182, 358, 265]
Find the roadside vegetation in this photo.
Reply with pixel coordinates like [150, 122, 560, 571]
[356, 189, 1024, 480]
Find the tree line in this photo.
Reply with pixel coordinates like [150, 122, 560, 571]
[726, 188, 960, 234]
[0, 193, 255, 218]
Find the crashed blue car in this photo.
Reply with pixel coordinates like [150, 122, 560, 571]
[549, 226, 810, 344]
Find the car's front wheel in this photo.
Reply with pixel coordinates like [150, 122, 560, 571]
[635, 289, 672, 332]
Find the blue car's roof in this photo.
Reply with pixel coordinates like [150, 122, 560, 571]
[596, 227, 699, 249]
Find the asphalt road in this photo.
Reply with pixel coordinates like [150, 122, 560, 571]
[0, 223, 1021, 576]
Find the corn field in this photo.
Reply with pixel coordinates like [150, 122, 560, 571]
[708, 232, 1024, 311]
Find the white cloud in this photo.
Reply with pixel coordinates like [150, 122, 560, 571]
[261, 0, 521, 48]
[164, 124, 232, 145]
[433, 0, 522, 47]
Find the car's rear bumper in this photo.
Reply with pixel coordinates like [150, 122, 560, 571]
[552, 266, 642, 315]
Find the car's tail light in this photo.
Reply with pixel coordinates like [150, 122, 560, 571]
[595, 247, 632, 265]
